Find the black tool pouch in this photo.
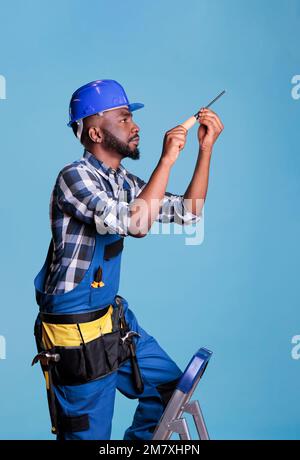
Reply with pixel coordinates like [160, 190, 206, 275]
[52, 329, 132, 386]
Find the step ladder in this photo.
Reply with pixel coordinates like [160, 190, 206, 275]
[152, 347, 212, 440]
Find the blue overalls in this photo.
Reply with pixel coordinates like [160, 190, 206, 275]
[33, 231, 182, 440]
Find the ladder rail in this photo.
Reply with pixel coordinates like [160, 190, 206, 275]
[168, 418, 191, 441]
[184, 400, 209, 440]
[152, 347, 212, 441]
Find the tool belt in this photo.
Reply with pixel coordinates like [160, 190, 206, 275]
[33, 302, 135, 386]
[32, 298, 142, 435]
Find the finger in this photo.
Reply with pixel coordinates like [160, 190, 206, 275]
[199, 110, 223, 131]
[167, 127, 187, 136]
[199, 113, 223, 131]
[176, 124, 188, 133]
[199, 113, 219, 126]
[207, 111, 224, 131]
[175, 135, 187, 145]
[200, 108, 223, 128]
[198, 116, 221, 133]
[172, 126, 188, 135]
[168, 135, 188, 145]
[204, 108, 216, 115]
[168, 131, 187, 139]
[201, 108, 219, 118]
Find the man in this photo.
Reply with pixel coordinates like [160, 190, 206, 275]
[33, 79, 223, 440]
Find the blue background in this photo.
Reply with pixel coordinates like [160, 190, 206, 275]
[0, 0, 299, 440]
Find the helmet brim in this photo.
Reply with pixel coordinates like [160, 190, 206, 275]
[128, 102, 144, 112]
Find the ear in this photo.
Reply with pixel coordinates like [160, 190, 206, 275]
[88, 126, 103, 144]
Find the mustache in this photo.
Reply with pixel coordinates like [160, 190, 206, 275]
[129, 135, 139, 142]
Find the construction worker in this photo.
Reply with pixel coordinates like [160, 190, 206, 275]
[33, 79, 224, 440]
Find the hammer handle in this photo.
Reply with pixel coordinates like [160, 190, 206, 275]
[117, 299, 144, 394]
[129, 346, 144, 394]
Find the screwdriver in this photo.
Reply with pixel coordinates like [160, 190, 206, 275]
[181, 90, 226, 131]
[91, 266, 105, 288]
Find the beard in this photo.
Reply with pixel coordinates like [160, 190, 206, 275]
[101, 128, 140, 160]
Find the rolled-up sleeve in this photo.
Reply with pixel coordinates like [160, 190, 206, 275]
[56, 165, 131, 236]
[159, 193, 202, 225]
[133, 175, 201, 225]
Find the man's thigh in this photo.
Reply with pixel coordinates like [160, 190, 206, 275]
[117, 306, 182, 399]
[54, 372, 117, 440]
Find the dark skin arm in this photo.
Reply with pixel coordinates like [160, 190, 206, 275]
[183, 108, 224, 215]
[128, 125, 188, 236]
[129, 108, 224, 236]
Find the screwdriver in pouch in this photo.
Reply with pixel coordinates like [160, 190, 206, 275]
[91, 266, 105, 288]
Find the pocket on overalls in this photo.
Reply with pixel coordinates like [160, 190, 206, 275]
[90, 238, 124, 304]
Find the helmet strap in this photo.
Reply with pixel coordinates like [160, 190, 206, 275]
[76, 111, 106, 142]
[76, 119, 83, 141]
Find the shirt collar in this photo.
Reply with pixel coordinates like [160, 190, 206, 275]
[83, 149, 127, 179]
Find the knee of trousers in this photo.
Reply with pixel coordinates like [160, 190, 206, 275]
[156, 377, 181, 408]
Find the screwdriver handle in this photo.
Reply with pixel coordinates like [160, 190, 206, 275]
[181, 115, 198, 131]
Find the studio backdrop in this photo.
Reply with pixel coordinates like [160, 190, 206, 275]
[0, 0, 299, 440]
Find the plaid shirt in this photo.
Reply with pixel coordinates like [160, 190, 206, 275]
[44, 149, 200, 294]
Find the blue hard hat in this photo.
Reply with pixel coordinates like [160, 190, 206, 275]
[68, 79, 144, 126]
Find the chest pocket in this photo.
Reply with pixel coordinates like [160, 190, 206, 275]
[100, 237, 124, 291]
[101, 237, 124, 286]
[89, 237, 124, 307]
[104, 238, 124, 260]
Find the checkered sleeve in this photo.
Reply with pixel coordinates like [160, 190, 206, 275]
[133, 175, 202, 225]
[56, 164, 131, 236]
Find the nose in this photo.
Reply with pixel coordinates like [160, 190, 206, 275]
[131, 121, 140, 135]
